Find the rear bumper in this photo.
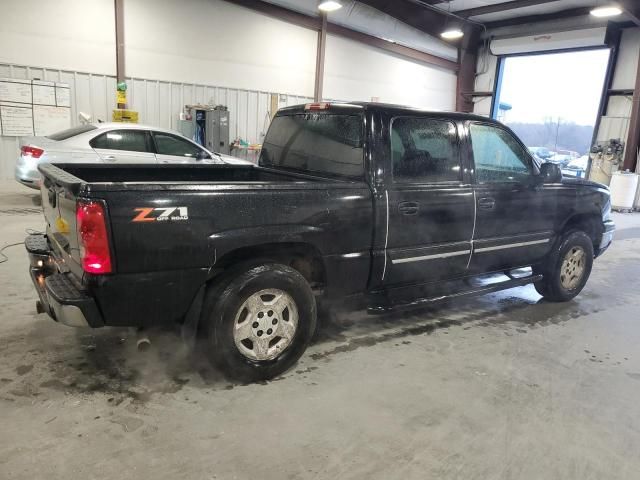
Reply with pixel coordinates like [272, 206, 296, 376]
[596, 220, 615, 257]
[26, 234, 104, 328]
[15, 160, 41, 189]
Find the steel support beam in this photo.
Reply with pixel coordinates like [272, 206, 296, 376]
[617, 0, 640, 27]
[314, 13, 327, 102]
[456, 29, 481, 113]
[623, 45, 640, 172]
[114, 0, 125, 108]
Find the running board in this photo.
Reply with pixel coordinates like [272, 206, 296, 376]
[367, 274, 543, 314]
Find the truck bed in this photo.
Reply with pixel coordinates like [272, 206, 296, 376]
[44, 163, 326, 192]
[37, 162, 375, 328]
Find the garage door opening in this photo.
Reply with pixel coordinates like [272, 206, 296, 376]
[492, 48, 611, 177]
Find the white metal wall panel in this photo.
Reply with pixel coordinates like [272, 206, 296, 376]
[0, 62, 321, 180]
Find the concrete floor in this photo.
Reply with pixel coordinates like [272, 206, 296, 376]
[1, 180, 640, 480]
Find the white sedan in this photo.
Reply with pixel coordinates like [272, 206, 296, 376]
[15, 122, 248, 189]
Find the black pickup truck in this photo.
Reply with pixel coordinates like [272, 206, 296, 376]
[26, 102, 615, 381]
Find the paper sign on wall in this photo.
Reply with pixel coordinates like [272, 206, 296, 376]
[33, 105, 71, 136]
[32, 80, 56, 106]
[0, 79, 71, 136]
[0, 78, 32, 104]
[55, 85, 71, 107]
[0, 102, 34, 136]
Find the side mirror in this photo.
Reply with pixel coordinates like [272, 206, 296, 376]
[196, 150, 210, 161]
[539, 162, 562, 183]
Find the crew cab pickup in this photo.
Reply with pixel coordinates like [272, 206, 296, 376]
[26, 102, 615, 381]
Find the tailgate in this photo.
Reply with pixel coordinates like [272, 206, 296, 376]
[38, 164, 86, 279]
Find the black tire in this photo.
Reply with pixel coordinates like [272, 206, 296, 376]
[534, 230, 594, 302]
[202, 263, 316, 382]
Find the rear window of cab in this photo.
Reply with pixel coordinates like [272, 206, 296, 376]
[260, 113, 364, 179]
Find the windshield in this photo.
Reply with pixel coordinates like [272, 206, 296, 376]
[46, 124, 97, 141]
[259, 113, 364, 179]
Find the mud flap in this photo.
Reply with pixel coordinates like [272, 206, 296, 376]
[181, 284, 206, 349]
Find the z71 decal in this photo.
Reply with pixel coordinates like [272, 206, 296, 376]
[132, 207, 189, 222]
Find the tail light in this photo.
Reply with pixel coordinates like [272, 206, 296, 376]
[21, 146, 44, 158]
[76, 200, 112, 274]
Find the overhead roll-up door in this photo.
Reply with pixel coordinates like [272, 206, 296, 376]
[491, 27, 608, 56]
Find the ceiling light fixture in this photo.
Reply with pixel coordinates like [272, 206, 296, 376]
[318, 1, 343, 12]
[590, 6, 623, 17]
[441, 28, 464, 40]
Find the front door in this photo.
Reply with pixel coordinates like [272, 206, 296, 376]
[466, 122, 557, 273]
[383, 116, 475, 286]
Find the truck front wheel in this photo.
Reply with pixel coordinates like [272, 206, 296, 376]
[534, 231, 594, 302]
[203, 263, 317, 382]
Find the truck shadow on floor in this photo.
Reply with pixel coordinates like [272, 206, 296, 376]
[4, 287, 602, 404]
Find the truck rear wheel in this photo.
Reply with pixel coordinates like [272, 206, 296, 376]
[203, 263, 316, 382]
[534, 231, 594, 302]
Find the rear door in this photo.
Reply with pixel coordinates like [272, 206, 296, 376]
[383, 116, 475, 286]
[89, 129, 156, 163]
[151, 131, 214, 164]
[466, 122, 557, 272]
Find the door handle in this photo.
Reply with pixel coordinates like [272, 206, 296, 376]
[398, 201, 420, 215]
[103, 155, 116, 161]
[477, 197, 496, 210]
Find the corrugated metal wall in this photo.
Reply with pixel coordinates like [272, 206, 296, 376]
[0, 62, 315, 179]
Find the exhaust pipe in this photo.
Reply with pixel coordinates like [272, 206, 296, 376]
[136, 328, 151, 352]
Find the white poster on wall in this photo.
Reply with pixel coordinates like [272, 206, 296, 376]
[0, 79, 72, 136]
[0, 78, 32, 104]
[32, 80, 56, 106]
[33, 105, 71, 136]
[55, 84, 71, 107]
[0, 102, 34, 136]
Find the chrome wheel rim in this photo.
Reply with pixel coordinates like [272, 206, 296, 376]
[233, 289, 298, 361]
[560, 246, 586, 290]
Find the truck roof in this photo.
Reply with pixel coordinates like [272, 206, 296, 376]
[277, 102, 496, 124]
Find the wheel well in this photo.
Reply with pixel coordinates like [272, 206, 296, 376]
[213, 243, 326, 289]
[563, 214, 603, 249]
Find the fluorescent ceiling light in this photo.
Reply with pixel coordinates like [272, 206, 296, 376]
[590, 6, 623, 17]
[318, 1, 342, 12]
[441, 28, 464, 40]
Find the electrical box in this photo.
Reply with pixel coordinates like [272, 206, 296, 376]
[184, 105, 230, 155]
[205, 109, 230, 155]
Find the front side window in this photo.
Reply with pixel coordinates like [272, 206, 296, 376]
[260, 113, 364, 179]
[90, 130, 149, 153]
[154, 132, 207, 158]
[469, 123, 532, 183]
[391, 117, 460, 183]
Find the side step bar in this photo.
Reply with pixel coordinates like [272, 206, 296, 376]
[367, 274, 543, 314]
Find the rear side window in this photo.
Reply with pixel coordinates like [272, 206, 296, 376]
[391, 118, 460, 183]
[153, 132, 207, 158]
[260, 113, 363, 179]
[90, 130, 150, 153]
[46, 124, 97, 141]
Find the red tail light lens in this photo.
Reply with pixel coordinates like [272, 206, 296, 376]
[21, 146, 44, 158]
[76, 201, 112, 274]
